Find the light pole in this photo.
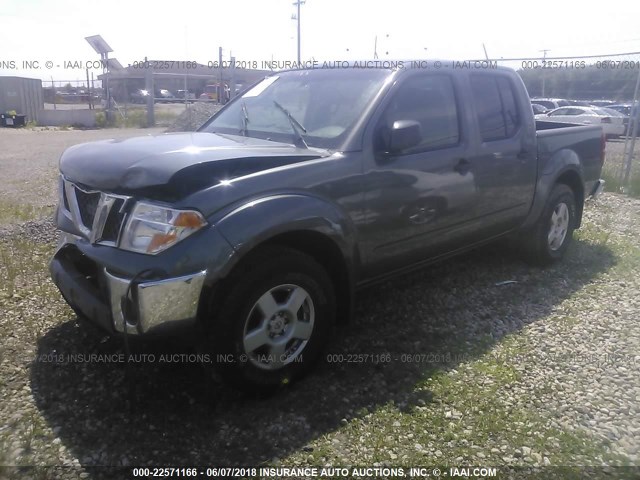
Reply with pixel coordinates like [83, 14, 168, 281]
[540, 49, 550, 97]
[293, 0, 305, 63]
[85, 35, 113, 122]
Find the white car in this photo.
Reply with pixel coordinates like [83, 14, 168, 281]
[535, 106, 626, 138]
[531, 98, 570, 110]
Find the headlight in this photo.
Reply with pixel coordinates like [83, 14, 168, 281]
[120, 202, 207, 254]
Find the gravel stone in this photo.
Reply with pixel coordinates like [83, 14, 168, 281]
[165, 103, 223, 133]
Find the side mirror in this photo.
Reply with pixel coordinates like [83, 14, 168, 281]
[387, 120, 422, 153]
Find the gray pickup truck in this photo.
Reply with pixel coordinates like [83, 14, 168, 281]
[50, 62, 605, 391]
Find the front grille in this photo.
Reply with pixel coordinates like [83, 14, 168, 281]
[61, 181, 70, 211]
[101, 198, 127, 242]
[75, 188, 101, 230]
[59, 177, 130, 245]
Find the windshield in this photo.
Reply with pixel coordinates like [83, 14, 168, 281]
[200, 68, 391, 149]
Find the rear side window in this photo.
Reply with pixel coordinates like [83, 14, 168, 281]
[471, 75, 521, 141]
[533, 100, 554, 109]
[382, 74, 460, 152]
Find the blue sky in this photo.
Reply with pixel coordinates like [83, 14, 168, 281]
[2, 0, 640, 81]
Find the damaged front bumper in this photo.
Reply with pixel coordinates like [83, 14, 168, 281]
[50, 232, 207, 335]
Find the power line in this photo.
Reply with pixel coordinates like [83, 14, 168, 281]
[481, 50, 640, 62]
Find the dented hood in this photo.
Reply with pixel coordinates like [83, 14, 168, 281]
[59, 132, 327, 199]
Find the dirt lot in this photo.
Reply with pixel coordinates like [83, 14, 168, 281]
[0, 130, 639, 479]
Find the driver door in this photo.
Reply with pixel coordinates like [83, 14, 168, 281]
[360, 73, 480, 278]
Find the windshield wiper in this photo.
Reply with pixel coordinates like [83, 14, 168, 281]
[240, 101, 249, 136]
[273, 100, 308, 149]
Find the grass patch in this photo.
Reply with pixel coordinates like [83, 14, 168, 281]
[96, 108, 181, 128]
[0, 200, 53, 225]
[601, 167, 640, 197]
[602, 142, 640, 197]
[0, 239, 56, 302]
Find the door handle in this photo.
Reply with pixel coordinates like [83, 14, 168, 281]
[454, 158, 471, 175]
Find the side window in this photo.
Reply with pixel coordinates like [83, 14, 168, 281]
[496, 77, 519, 137]
[381, 74, 460, 153]
[534, 101, 554, 109]
[471, 75, 521, 141]
[550, 108, 569, 116]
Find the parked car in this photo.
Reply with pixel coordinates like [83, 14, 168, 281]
[176, 89, 196, 102]
[129, 89, 151, 104]
[607, 104, 640, 136]
[155, 89, 175, 103]
[599, 107, 630, 135]
[536, 106, 625, 138]
[531, 98, 570, 110]
[567, 100, 592, 107]
[590, 100, 615, 107]
[50, 63, 605, 392]
[200, 83, 230, 103]
[531, 103, 548, 115]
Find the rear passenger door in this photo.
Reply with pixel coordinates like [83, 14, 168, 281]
[468, 73, 537, 233]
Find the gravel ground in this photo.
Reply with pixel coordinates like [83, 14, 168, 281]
[0, 131, 639, 478]
[165, 102, 222, 133]
[477, 194, 640, 462]
[0, 127, 164, 210]
[0, 106, 219, 219]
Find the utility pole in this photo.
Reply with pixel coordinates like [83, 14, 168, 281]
[540, 49, 550, 97]
[293, 0, 305, 63]
[144, 59, 154, 127]
[218, 46, 223, 104]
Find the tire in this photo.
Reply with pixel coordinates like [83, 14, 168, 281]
[205, 246, 336, 393]
[522, 184, 577, 266]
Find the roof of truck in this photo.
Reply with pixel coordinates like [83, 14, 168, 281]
[271, 59, 514, 74]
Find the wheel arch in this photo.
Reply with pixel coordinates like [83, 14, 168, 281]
[261, 230, 354, 325]
[199, 194, 359, 328]
[555, 169, 585, 228]
[199, 229, 355, 331]
[522, 159, 585, 232]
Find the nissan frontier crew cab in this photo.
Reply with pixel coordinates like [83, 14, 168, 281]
[50, 62, 605, 391]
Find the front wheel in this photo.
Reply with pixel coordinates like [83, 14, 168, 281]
[522, 184, 577, 265]
[205, 247, 336, 393]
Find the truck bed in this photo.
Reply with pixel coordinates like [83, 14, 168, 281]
[536, 120, 604, 198]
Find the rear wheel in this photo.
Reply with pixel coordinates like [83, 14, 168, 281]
[205, 246, 336, 393]
[522, 184, 577, 265]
